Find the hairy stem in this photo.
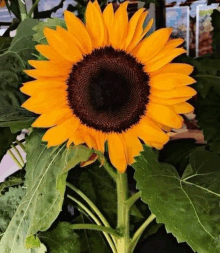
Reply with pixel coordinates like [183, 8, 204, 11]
[68, 224, 121, 238]
[11, 144, 25, 167]
[67, 194, 117, 253]
[28, 0, 41, 18]
[129, 214, 156, 253]
[66, 182, 116, 245]
[116, 171, 129, 253]
[18, 0, 27, 21]
[8, 150, 23, 169]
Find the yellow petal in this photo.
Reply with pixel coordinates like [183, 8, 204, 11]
[165, 38, 184, 49]
[131, 28, 172, 63]
[170, 102, 194, 114]
[148, 117, 172, 132]
[150, 142, 165, 149]
[145, 48, 186, 72]
[123, 131, 143, 165]
[35, 45, 67, 62]
[147, 103, 183, 128]
[103, 3, 114, 46]
[86, 1, 105, 48]
[20, 79, 66, 96]
[149, 73, 196, 90]
[28, 60, 72, 73]
[56, 26, 86, 54]
[123, 8, 145, 50]
[21, 91, 67, 114]
[127, 14, 153, 52]
[32, 107, 73, 128]
[151, 86, 197, 99]
[110, 1, 129, 49]
[150, 63, 194, 76]
[134, 116, 169, 143]
[108, 134, 127, 173]
[44, 27, 83, 62]
[64, 10, 92, 54]
[149, 95, 192, 105]
[43, 118, 79, 147]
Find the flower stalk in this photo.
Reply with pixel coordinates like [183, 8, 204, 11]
[116, 171, 130, 253]
[18, 0, 27, 21]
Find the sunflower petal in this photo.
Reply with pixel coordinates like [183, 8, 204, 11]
[149, 95, 192, 105]
[20, 80, 66, 96]
[170, 102, 194, 114]
[108, 134, 127, 173]
[56, 26, 86, 54]
[124, 8, 145, 49]
[123, 131, 143, 164]
[147, 103, 183, 128]
[150, 63, 194, 76]
[103, 3, 114, 46]
[44, 27, 83, 62]
[43, 118, 79, 147]
[64, 10, 92, 54]
[35, 45, 66, 62]
[145, 48, 186, 72]
[151, 86, 197, 99]
[131, 28, 172, 63]
[80, 153, 99, 167]
[149, 73, 196, 90]
[32, 107, 73, 128]
[110, 1, 129, 49]
[86, 1, 105, 48]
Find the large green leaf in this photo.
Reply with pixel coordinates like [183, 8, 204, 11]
[0, 127, 16, 162]
[0, 186, 26, 240]
[0, 130, 92, 252]
[38, 222, 80, 253]
[133, 146, 220, 253]
[0, 18, 39, 132]
[32, 18, 66, 45]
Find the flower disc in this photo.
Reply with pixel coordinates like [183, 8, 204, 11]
[21, 0, 196, 173]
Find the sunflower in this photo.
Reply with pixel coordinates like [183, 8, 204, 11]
[0, 0, 6, 7]
[21, 0, 196, 173]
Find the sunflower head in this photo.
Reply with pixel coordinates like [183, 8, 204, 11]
[0, 0, 6, 8]
[21, 0, 196, 173]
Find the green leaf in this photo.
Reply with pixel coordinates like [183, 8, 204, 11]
[133, 145, 220, 253]
[39, 222, 80, 253]
[32, 18, 66, 45]
[0, 18, 39, 133]
[0, 127, 16, 162]
[0, 186, 26, 240]
[73, 213, 111, 253]
[0, 37, 13, 54]
[0, 129, 92, 252]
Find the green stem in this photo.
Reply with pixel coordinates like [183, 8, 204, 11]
[8, 150, 23, 169]
[66, 182, 116, 244]
[15, 140, 25, 152]
[95, 151, 117, 181]
[11, 144, 25, 167]
[116, 171, 129, 253]
[28, 0, 41, 18]
[67, 194, 117, 253]
[68, 224, 121, 238]
[18, 0, 27, 21]
[125, 191, 141, 210]
[129, 214, 156, 253]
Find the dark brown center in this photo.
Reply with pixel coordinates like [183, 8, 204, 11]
[66, 46, 150, 133]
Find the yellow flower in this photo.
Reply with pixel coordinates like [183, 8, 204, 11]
[0, 0, 6, 8]
[21, 0, 196, 173]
